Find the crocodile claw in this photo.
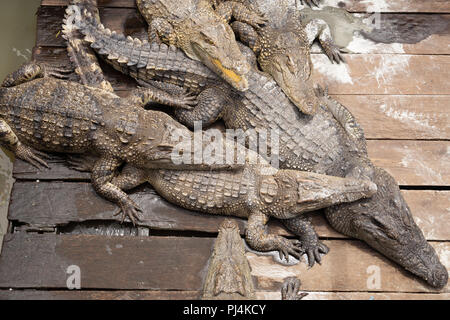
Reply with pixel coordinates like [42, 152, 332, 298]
[114, 198, 143, 226]
[304, 241, 329, 268]
[323, 43, 346, 64]
[16, 143, 50, 170]
[281, 277, 309, 300]
[178, 92, 198, 110]
[278, 238, 304, 263]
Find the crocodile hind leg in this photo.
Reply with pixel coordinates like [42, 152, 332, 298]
[246, 211, 303, 263]
[0, 119, 49, 169]
[111, 165, 149, 191]
[1, 62, 72, 88]
[92, 157, 143, 225]
[282, 216, 329, 267]
[174, 87, 228, 128]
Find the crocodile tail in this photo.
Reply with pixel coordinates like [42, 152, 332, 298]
[62, 2, 114, 92]
[316, 86, 367, 155]
[68, 6, 171, 70]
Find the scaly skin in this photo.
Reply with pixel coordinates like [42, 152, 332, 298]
[226, 0, 344, 115]
[202, 220, 308, 300]
[136, 0, 268, 91]
[68, 153, 376, 264]
[70, 5, 448, 288]
[0, 65, 239, 226]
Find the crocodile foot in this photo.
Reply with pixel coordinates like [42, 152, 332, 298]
[278, 238, 303, 262]
[322, 41, 346, 64]
[114, 197, 143, 226]
[281, 277, 308, 300]
[302, 240, 329, 268]
[66, 154, 97, 172]
[16, 143, 50, 170]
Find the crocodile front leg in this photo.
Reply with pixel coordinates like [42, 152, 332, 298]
[2, 61, 71, 88]
[92, 156, 142, 225]
[174, 87, 228, 128]
[0, 119, 50, 169]
[216, 1, 267, 28]
[246, 211, 303, 262]
[282, 216, 329, 267]
[304, 19, 345, 64]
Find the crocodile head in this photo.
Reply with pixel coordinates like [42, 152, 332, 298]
[259, 31, 319, 115]
[183, 19, 251, 91]
[326, 167, 448, 289]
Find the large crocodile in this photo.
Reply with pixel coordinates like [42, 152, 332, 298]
[68, 4, 448, 288]
[135, 0, 268, 91]
[220, 0, 344, 114]
[0, 26, 246, 224]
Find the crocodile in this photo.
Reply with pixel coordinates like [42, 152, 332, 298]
[0, 23, 246, 225]
[68, 150, 377, 263]
[202, 219, 308, 300]
[69, 5, 448, 288]
[220, 0, 345, 114]
[135, 0, 269, 91]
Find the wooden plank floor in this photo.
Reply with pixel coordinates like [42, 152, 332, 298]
[0, 0, 448, 300]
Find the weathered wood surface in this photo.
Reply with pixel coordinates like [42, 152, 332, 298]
[36, 6, 450, 54]
[0, 233, 447, 293]
[335, 95, 450, 140]
[8, 180, 450, 241]
[0, 289, 448, 300]
[40, 0, 450, 13]
[367, 140, 450, 186]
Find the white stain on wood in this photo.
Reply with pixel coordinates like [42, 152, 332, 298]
[347, 36, 405, 54]
[360, 0, 390, 12]
[312, 54, 354, 84]
[366, 55, 411, 91]
[378, 104, 439, 133]
[400, 146, 445, 185]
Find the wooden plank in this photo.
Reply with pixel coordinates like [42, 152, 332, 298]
[367, 140, 450, 186]
[258, 291, 450, 300]
[311, 54, 450, 95]
[0, 289, 448, 300]
[7, 180, 450, 241]
[40, 0, 450, 13]
[248, 241, 449, 293]
[334, 95, 450, 140]
[36, 5, 450, 55]
[0, 290, 200, 300]
[0, 233, 447, 292]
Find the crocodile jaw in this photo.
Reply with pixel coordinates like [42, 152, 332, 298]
[327, 168, 448, 289]
[193, 43, 250, 91]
